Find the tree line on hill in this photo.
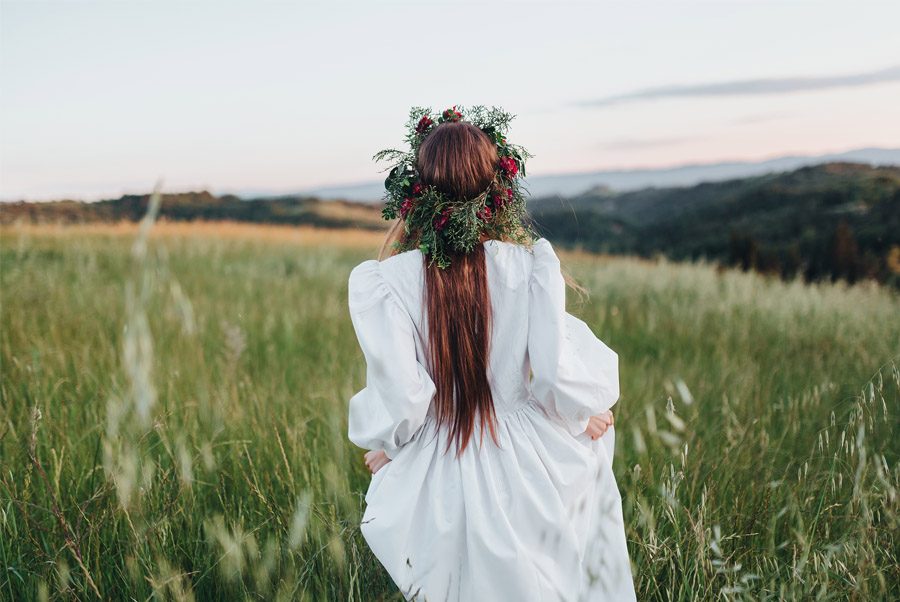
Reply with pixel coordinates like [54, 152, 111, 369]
[0, 191, 385, 231]
[528, 162, 900, 287]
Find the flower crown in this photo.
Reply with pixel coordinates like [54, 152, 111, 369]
[374, 105, 538, 269]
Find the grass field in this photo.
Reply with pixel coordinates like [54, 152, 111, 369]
[1, 218, 898, 601]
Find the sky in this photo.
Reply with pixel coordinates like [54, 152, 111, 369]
[1, 0, 899, 201]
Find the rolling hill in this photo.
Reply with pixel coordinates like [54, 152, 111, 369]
[529, 162, 900, 284]
[0, 190, 386, 231]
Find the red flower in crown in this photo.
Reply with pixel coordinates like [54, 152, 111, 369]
[499, 157, 519, 179]
[492, 187, 515, 209]
[411, 181, 425, 196]
[400, 197, 415, 218]
[442, 105, 463, 122]
[416, 115, 434, 134]
[477, 205, 493, 222]
[433, 207, 451, 230]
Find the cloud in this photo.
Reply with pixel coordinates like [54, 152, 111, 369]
[577, 65, 900, 108]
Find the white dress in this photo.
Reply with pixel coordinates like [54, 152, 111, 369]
[347, 237, 636, 601]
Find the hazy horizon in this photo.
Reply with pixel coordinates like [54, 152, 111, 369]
[2, 0, 899, 202]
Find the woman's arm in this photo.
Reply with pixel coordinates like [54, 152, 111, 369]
[528, 239, 620, 436]
[347, 260, 437, 459]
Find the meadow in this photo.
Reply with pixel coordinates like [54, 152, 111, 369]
[1, 216, 898, 601]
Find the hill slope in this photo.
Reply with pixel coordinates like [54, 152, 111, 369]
[529, 162, 900, 284]
[0, 191, 385, 230]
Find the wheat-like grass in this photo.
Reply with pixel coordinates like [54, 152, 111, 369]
[1, 218, 897, 600]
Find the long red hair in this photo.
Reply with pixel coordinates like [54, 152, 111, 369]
[380, 122, 498, 455]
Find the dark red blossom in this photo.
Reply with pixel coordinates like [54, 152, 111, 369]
[416, 115, 434, 134]
[492, 187, 515, 209]
[442, 105, 463, 122]
[499, 157, 519, 178]
[433, 207, 451, 230]
[411, 181, 425, 196]
[477, 205, 493, 222]
[400, 197, 415, 218]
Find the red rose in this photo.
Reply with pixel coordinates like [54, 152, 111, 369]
[416, 115, 434, 134]
[400, 197, 415, 218]
[411, 182, 424, 196]
[433, 207, 451, 230]
[442, 105, 462, 122]
[499, 157, 519, 178]
[506, 187, 514, 200]
[477, 205, 493, 221]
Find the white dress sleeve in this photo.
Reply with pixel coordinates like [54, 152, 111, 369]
[527, 238, 621, 437]
[346, 260, 437, 459]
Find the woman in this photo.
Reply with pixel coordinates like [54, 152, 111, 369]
[347, 106, 635, 601]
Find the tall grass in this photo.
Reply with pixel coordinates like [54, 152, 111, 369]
[1, 218, 897, 601]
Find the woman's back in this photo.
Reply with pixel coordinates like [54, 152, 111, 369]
[366, 238, 535, 418]
[347, 237, 635, 601]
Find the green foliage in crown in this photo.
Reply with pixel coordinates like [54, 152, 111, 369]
[373, 105, 539, 269]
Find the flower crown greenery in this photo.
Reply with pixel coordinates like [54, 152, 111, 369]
[374, 105, 539, 269]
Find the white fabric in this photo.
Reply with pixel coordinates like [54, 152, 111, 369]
[347, 237, 636, 601]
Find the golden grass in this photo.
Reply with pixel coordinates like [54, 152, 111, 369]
[1, 219, 389, 248]
[312, 201, 386, 227]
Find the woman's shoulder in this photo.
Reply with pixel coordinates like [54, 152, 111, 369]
[492, 236, 552, 252]
[348, 249, 423, 314]
[487, 237, 552, 259]
[515, 237, 562, 290]
[349, 247, 422, 281]
[348, 260, 386, 314]
[529, 237, 554, 255]
[527, 237, 558, 266]
[488, 237, 557, 273]
[479, 238, 552, 290]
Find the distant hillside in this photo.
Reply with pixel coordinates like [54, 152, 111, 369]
[0, 191, 385, 230]
[530, 162, 900, 285]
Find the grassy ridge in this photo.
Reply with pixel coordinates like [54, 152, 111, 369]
[1, 221, 898, 600]
[530, 163, 900, 285]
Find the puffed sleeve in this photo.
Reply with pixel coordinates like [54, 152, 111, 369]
[527, 238, 620, 437]
[347, 260, 437, 459]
